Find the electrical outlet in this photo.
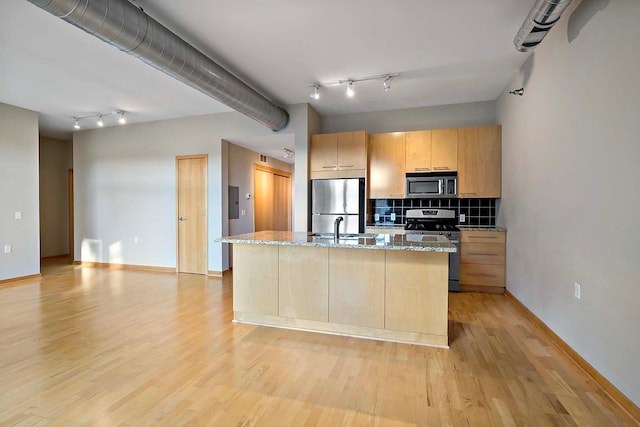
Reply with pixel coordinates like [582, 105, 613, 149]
[574, 282, 581, 299]
[134, 237, 139, 244]
[459, 213, 466, 223]
[241, 209, 246, 216]
[15, 211, 22, 220]
[390, 213, 396, 222]
[374, 213, 380, 222]
[3, 245, 11, 254]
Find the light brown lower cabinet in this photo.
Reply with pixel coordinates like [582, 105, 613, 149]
[459, 230, 506, 293]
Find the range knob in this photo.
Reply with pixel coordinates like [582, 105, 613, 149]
[447, 232, 452, 237]
[435, 224, 441, 230]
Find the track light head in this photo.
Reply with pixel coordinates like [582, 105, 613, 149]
[383, 76, 391, 92]
[346, 81, 355, 98]
[118, 111, 126, 124]
[509, 87, 524, 96]
[310, 85, 320, 100]
[73, 118, 80, 130]
[97, 115, 104, 127]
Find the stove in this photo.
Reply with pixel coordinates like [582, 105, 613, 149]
[405, 209, 460, 292]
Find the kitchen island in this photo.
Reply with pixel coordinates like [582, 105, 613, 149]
[220, 231, 456, 348]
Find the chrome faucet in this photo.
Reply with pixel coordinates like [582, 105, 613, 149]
[334, 216, 344, 240]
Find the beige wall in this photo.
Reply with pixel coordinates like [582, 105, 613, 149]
[227, 142, 292, 237]
[496, 0, 640, 405]
[321, 101, 496, 134]
[39, 136, 72, 257]
[0, 102, 40, 280]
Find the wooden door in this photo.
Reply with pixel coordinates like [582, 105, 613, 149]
[458, 126, 501, 198]
[254, 168, 275, 232]
[368, 132, 406, 199]
[431, 128, 458, 171]
[310, 133, 337, 172]
[405, 130, 432, 172]
[254, 164, 291, 232]
[337, 130, 366, 170]
[176, 155, 207, 274]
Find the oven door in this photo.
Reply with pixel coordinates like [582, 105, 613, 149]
[406, 177, 443, 198]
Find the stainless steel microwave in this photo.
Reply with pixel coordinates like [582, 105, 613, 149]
[406, 174, 457, 198]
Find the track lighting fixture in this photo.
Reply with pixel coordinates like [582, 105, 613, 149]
[283, 148, 294, 159]
[383, 76, 391, 92]
[71, 110, 128, 130]
[346, 81, 355, 98]
[307, 73, 398, 100]
[310, 85, 320, 100]
[509, 88, 525, 96]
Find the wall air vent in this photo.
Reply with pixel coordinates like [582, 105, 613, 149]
[514, 0, 573, 52]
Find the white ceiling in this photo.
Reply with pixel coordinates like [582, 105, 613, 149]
[0, 0, 533, 153]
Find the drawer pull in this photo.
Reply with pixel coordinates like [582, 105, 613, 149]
[468, 252, 498, 256]
[468, 236, 498, 239]
[414, 167, 430, 171]
[468, 273, 498, 277]
[433, 166, 449, 170]
[339, 165, 354, 168]
[461, 192, 477, 195]
[322, 165, 337, 169]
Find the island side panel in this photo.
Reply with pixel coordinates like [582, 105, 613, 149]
[232, 244, 279, 316]
[279, 245, 329, 322]
[385, 250, 448, 337]
[329, 247, 385, 329]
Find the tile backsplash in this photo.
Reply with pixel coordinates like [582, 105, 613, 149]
[369, 198, 497, 227]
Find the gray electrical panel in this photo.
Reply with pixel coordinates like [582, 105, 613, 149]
[228, 186, 239, 219]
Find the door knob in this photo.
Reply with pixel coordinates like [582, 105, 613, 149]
[178, 216, 187, 221]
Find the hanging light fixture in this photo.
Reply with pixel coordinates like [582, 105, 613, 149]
[309, 85, 320, 100]
[73, 118, 80, 130]
[346, 81, 355, 97]
[117, 111, 126, 124]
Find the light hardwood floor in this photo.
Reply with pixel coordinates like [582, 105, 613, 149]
[0, 259, 636, 426]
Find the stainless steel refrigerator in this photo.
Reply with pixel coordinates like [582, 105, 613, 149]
[311, 178, 365, 234]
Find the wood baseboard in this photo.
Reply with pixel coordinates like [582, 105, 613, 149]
[40, 254, 70, 260]
[208, 269, 231, 277]
[459, 284, 504, 294]
[0, 273, 42, 287]
[505, 289, 640, 423]
[74, 261, 176, 274]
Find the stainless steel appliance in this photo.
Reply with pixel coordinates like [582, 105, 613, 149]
[405, 208, 460, 291]
[406, 174, 457, 198]
[311, 178, 365, 234]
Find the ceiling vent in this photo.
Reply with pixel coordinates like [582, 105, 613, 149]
[514, 0, 573, 52]
[26, 0, 290, 131]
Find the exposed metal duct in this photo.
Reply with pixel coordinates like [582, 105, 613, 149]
[26, 0, 290, 131]
[514, 0, 573, 52]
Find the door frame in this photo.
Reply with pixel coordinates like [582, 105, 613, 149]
[68, 169, 74, 261]
[253, 163, 292, 232]
[176, 154, 208, 274]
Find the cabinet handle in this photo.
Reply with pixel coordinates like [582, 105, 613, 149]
[468, 252, 498, 256]
[468, 273, 498, 277]
[467, 236, 498, 239]
[461, 192, 477, 196]
[339, 165, 354, 168]
[414, 167, 430, 171]
[322, 165, 337, 169]
[433, 166, 449, 170]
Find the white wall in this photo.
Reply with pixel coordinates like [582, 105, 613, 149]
[321, 101, 496, 134]
[496, 0, 640, 405]
[0, 102, 40, 281]
[227, 142, 292, 237]
[74, 107, 309, 273]
[39, 136, 72, 257]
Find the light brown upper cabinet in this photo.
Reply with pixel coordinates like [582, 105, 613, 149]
[458, 125, 501, 198]
[431, 128, 458, 172]
[368, 132, 406, 199]
[310, 130, 366, 179]
[405, 130, 432, 172]
[405, 129, 458, 173]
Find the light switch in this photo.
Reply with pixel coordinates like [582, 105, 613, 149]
[15, 211, 22, 220]
[4, 245, 11, 254]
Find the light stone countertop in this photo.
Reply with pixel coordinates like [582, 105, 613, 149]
[218, 230, 456, 252]
[458, 227, 506, 232]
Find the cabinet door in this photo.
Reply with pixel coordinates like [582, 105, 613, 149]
[458, 125, 501, 198]
[233, 244, 279, 315]
[310, 133, 337, 172]
[368, 132, 406, 199]
[431, 128, 458, 172]
[405, 130, 431, 172]
[337, 130, 366, 170]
